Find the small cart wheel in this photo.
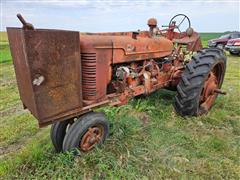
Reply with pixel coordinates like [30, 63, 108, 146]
[63, 112, 109, 152]
[50, 119, 74, 152]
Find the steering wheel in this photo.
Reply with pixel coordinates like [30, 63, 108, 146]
[168, 14, 191, 36]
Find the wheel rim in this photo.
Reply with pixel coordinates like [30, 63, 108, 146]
[199, 63, 224, 113]
[80, 125, 104, 152]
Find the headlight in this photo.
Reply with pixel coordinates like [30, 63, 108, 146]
[234, 42, 240, 46]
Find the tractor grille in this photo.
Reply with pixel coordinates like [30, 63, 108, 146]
[81, 53, 97, 100]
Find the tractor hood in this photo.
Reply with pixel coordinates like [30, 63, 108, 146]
[80, 32, 174, 64]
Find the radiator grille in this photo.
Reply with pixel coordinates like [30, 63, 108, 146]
[81, 53, 97, 100]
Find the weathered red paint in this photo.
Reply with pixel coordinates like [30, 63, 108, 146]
[7, 14, 203, 127]
[80, 125, 104, 152]
[7, 28, 82, 125]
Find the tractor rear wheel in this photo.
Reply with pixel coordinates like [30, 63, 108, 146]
[174, 48, 226, 116]
[51, 119, 74, 152]
[63, 112, 109, 152]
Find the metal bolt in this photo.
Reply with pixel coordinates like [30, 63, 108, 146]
[214, 89, 226, 95]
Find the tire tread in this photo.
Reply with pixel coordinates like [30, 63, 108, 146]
[174, 48, 226, 116]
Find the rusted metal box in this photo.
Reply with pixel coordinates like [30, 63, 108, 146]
[7, 28, 82, 126]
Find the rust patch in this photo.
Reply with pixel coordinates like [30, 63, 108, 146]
[80, 125, 104, 152]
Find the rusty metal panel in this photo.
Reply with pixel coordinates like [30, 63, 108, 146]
[7, 28, 82, 126]
[111, 36, 173, 63]
[95, 48, 112, 101]
[7, 28, 38, 116]
[80, 35, 113, 103]
[80, 34, 173, 64]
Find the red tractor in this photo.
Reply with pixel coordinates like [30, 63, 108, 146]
[7, 14, 226, 153]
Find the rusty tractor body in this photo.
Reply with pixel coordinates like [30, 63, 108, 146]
[7, 14, 226, 152]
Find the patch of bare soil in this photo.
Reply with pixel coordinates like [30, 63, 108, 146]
[0, 128, 48, 159]
[0, 104, 23, 117]
[127, 110, 150, 126]
[0, 143, 23, 158]
[0, 79, 16, 86]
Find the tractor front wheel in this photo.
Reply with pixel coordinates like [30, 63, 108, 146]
[50, 119, 74, 152]
[174, 48, 226, 116]
[63, 112, 109, 152]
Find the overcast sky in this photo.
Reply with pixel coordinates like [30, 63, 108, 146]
[1, 0, 239, 32]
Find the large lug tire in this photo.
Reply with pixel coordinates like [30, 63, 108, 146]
[63, 112, 109, 152]
[50, 119, 74, 152]
[174, 48, 226, 116]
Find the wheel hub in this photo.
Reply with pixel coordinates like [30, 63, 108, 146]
[200, 72, 219, 112]
[80, 125, 104, 152]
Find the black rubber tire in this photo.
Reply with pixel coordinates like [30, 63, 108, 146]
[50, 119, 73, 152]
[174, 48, 226, 116]
[165, 86, 177, 91]
[230, 51, 240, 56]
[63, 112, 109, 152]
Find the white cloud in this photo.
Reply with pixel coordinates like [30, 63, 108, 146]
[1, 0, 239, 32]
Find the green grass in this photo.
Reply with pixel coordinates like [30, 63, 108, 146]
[199, 32, 224, 41]
[0, 32, 8, 43]
[0, 44, 11, 64]
[0, 32, 11, 63]
[0, 32, 240, 179]
[200, 32, 225, 47]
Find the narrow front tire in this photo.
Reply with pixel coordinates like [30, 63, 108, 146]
[63, 112, 109, 152]
[50, 119, 74, 152]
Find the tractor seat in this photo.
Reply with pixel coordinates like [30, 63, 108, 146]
[173, 38, 189, 45]
[173, 32, 200, 45]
